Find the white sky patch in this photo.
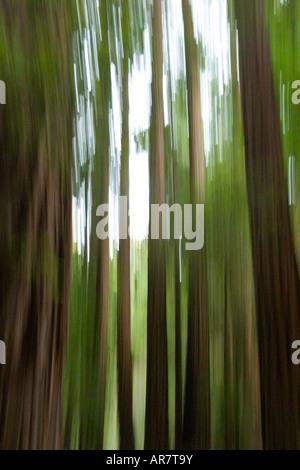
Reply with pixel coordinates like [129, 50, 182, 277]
[109, 64, 122, 257]
[72, 183, 86, 257]
[129, 61, 151, 132]
[110, 63, 122, 153]
[163, 73, 169, 126]
[129, 150, 149, 240]
[84, 37, 92, 93]
[163, 0, 186, 96]
[188, 0, 230, 156]
[128, 51, 151, 241]
[108, 49, 152, 247]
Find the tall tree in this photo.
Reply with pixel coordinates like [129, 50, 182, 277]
[182, 0, 210, 450]
[219, 0, 262, 450]
[89, 0, 111, 449]
[170, 89, 183, 451]
[235, 0, 300, 449]
[165, 0, 183, 448]
[117, 0, 135, 450]
[0, 0, 74, 449]
[144, 0, 169, 450]
[78, 0, 111, 450]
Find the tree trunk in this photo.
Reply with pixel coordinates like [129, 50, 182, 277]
[165, 0, 182, 447]
[235, 0, 300, 450]
[182, 0, 210, 450]
[93, 0, 110, 449]
[144, 0, 169, 450]
[78, 0, 111, 450]
[0, 0, 73, 449]
[171, 104, 182, 451]
[117, 0, 135, 450]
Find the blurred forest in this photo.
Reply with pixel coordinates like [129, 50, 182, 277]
[0, 0, 300, 450]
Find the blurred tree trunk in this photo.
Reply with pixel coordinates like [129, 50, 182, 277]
[75, 0, 111, 450]
[88, 0, 111, 449]
[0, 0, 73, 449]
[182, 0, 210, 450]
[165, 0, 182, 448]
[144, 0, 169, 450]
[171, 101, 182, 451]
[222, 0, 262, 450]
[97, 0, 110, 448]
[235, 0, 300, 450]
[117, 0, 134, 450]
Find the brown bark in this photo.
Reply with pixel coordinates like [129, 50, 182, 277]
[235, 0, 300, 449]
[166, 1, 182, 444]
[144, 0, 169, 450]
[0, 1, 73, 449]
[117, 1, 134, 450]
[94, 0, 110, 449]
[181, 0, 210, 450]
[171, 107, 182, 451]
[221, 1, 262, 450]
